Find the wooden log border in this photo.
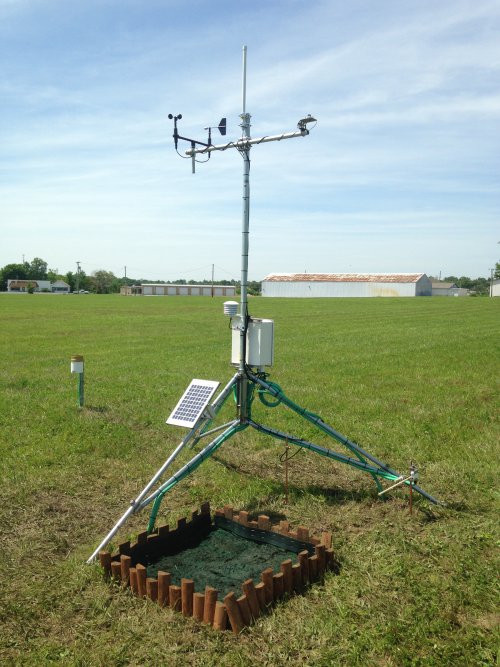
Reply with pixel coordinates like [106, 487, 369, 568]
[98, 502, 338, 634]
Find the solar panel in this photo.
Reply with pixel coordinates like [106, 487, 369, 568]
[166, 379, 220, 428]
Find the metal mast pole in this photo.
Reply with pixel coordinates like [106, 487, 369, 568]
[181, 48, 315, 422]
[238, 45, 251, 422]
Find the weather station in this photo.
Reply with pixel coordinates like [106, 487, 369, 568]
[88, 46, 440, 564]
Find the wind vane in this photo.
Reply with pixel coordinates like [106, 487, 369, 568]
[168, 113, 228, 173]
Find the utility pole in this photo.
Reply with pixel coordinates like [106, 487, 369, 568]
[76, 262, 81, 294]
[211, 263, 214, 297]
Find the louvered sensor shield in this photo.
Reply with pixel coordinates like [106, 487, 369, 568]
[166, 379, 220, 428]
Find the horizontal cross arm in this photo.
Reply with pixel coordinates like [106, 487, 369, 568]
[185, 129, 309, 156]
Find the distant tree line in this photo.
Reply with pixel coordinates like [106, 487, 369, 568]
[0, 258, 261, 295]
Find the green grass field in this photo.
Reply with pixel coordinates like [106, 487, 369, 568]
[0, 294, 498, 666]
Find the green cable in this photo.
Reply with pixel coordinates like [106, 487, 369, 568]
[257, 380, 283, 407]
[256, 379, 321, 421]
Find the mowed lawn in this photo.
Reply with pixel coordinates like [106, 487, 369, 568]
[0, 294, 498, 666]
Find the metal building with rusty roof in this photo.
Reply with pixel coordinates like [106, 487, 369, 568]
[261, 273, 432, 298]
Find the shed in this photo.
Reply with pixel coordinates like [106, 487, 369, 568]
[261, 273, 432, 298]
[51, 280, 70, 293]
[431, 282, 469, 297]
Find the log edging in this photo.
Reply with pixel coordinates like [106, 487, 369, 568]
[98, 502, 338, 634]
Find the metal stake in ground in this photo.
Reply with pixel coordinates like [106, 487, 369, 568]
[285, 439, 290, 505]
[409, 462, 417, 515]
[280, 438, 292, 505]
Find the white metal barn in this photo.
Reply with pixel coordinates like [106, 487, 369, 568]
[261, 273, 432, 297]
[120, 283, 236, 297]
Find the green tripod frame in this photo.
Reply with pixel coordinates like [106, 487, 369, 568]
[146, 368, 441, 534]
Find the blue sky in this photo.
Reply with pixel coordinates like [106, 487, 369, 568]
[1, 0, 499, 282]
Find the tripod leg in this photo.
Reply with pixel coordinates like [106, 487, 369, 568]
[144, 420, 246, 531]
[86, 424, 203, 563]
[248, 418, 440, 504]
[248, 373, 384, 492]
[87, 374, 240, 562]
[190, 372, 240, 448]
[248, 419, 399, 483]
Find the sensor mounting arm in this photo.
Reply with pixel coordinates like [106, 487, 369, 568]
[185, 128, 310, 156]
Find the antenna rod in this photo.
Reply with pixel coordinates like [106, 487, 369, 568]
[242, 45, 247, 115]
